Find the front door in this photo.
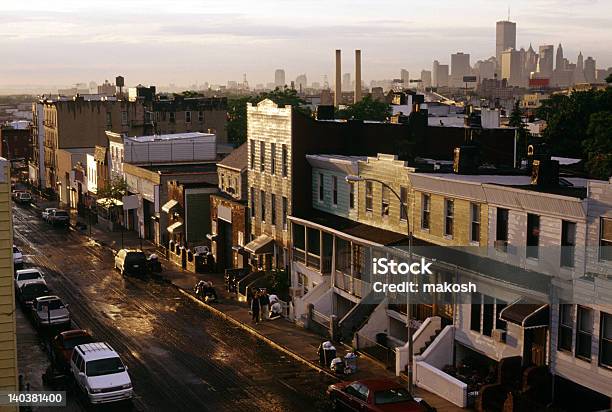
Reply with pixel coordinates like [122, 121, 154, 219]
[524, 327, 547, 366]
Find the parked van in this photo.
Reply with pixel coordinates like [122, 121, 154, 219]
[70, 342, 133, 404]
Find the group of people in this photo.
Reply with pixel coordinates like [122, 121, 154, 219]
[250, 289, 282, 323]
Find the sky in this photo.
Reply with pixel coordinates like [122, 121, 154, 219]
[1, 0, 611, 90]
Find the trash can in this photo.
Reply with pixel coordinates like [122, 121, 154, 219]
[344, 352, 358, 374]
[376, 332, 388, 347]
[330, 357, 345, 374]
[318, 341, 336, 367]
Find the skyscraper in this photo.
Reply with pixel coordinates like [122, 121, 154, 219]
[584, 57, 596, 83]
[555, 43, 565, 71]
[496, 20, 516, 68]
[537, 45, 554, 79]
[295, 74, 307, 91]
[420, 70, 432, 88]
[450, 52, 471, 87]
[274, 69, 286, 88]
[501, 49, 524, 87]
[400, 69, 410, 87]
[432, 60, 449, 87]
[574, 52, 586, 84]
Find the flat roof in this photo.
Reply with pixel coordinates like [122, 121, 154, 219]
[127, 132, 215, 143]
[140, 162, 217, 174]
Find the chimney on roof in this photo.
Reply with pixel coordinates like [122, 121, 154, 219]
[355, 49, 362, 103]
[335, 49, 342, 107]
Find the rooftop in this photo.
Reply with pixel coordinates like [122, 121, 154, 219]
[217, 142, 247, 171]
[139, 162, 217, 175]
[126, 132, 215, 143]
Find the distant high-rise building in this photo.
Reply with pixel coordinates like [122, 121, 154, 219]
[524, 44, 538, 77]
[584, 57, 596, 83]
[501, 49, 524, 87]
[573, 52, 586, 84]
[420, 70, 432, 88]
[450, 52, 471, 86]
[400, 69, 410, 87]
[474, 58, 496, 81]
[537, 45, 554, 79]
[342, 73, 351, 91]
[97, 80, 116, 96]
[295, 74, 307, 92]
[496, 20, 516, 69]
[596, 67, 612, 83]
[274, 69, 286, 88]
[432, 60, 449, 87]
[555, 43, 565, 71]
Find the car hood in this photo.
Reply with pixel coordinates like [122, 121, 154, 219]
[88, 372, 131, 390]
[38, 308, 69, 319]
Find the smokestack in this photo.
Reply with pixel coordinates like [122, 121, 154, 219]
[355, 49, 362, 103]
[335, 49, 342, 107]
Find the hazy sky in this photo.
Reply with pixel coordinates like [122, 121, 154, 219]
[1, 0, 611, 88]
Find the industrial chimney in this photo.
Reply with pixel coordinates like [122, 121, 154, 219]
[335, 49, 342, 107]
[355, 50, 362, 103]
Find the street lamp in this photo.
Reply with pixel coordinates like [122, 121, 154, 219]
[345, 175, 415, 394]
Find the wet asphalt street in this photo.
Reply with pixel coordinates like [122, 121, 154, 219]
[13, 203, 335, 412]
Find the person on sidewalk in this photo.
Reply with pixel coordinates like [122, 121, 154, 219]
[259, 290, 270, 321]
[250, 289, 261, 324]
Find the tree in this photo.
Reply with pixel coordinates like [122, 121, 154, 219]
[606, 73, 612, 84]
[583, 111, 612, 179]
[508, 100, 530, 161]
[336, 95, 391, 122]
[97, 175, 128, 205]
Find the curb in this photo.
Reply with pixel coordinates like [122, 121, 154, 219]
[177, 288, 340, 382]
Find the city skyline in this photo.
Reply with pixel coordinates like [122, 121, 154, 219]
[1, 0, 612, 90]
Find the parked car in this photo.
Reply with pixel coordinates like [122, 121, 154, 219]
[42, 207, 58, 221]
[70, 342, 133, 404]
[11, 190, 23, 200]
[17, 282, 50, 308]
[13, 245, 23, 267]
[114, 249, 147, 277]
[48, 209, 70, 226]
[52, 329, 94, 370]
[327, 379, 429, 412]
[32, 295, 70, 328]
[15, 191, 32, 204]
[14, 268, 45, 290]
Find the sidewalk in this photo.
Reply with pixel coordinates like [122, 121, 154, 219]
[32, 199, 464, 411]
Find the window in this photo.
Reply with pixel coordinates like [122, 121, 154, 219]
[470, 293, 506, 335]
[482, 295, 494, 336]
[318, 173, 324, 202]
[365, 181, 373, 212]
[400, 186, 408, 221]
[495, 300, 507, 331]
[185, 111, 191, 123]
[281, 144, 288, 177]
[422, 194, 431, 230]
[349, 182, 355, 209]
[282, 196, 288, 230]
[270, 143, 276, 175]
[495, 208, 509, 251]
[527, 214, 540, 259]
[260, 141, 265, 172]
[444, 199, 454, 237]
[169, 112, 176, 122]
[470, 292, 482, 332]
[271, 194, 276, 226]
[600, 312, 612, 368]
[106, 112, 112, 126]
[307, 227, 320, 256]
[600, 218, 612, 261]
[121, 111, 128, 125]
[558, 304, 573, 352]
[198, 111, 204, 122]
[260, 190, 266, 222]
[561, 221, 576, 267]
[576, 306, 593, 360]
[250, 140, 255, 169]
[332, 176, 338, 205]
[381, 185, 390, 216]
[471, 203, 481, 243]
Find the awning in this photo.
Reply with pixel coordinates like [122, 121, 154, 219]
[243, 234, 274, 255]
[167, 221, 184, 233]
[161, 199, 179, 213]
[499, 299, 549, 328]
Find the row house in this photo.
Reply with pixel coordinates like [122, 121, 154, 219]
[288, 151, 612, 408]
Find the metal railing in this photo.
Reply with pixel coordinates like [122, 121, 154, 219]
[334, 271, 369, 298]
[311, 309, 330, 328]
[293, 248, 305, 264]
[356, 332, 396, 370]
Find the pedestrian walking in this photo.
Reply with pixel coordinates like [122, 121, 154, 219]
[251, 289, 260, 323]
[259, 290, 270, 321]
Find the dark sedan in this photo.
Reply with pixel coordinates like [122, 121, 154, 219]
[17, 281, 50, 309]
[327, 379, 430, 412]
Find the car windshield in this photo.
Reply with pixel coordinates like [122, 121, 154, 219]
[126, 252, 146, 265]
[22, 284, 49, 296]
[374, 388, 413, 405]
[40, 299, 64, 310]
[18, 272, 41, 280]
[55, 211, 69, 217]
[86, 357, 125, 377]
[64, 336, 93, 350]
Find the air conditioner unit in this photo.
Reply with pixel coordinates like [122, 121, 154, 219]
[494, 240, 508, 252]
[492, 329, 506, 343]
[289, 287, 303, 298]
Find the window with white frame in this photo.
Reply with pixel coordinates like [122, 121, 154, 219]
[365, 181, 373, 212]
[381, 185, 390, 216]
[400, 186, 408, 221]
